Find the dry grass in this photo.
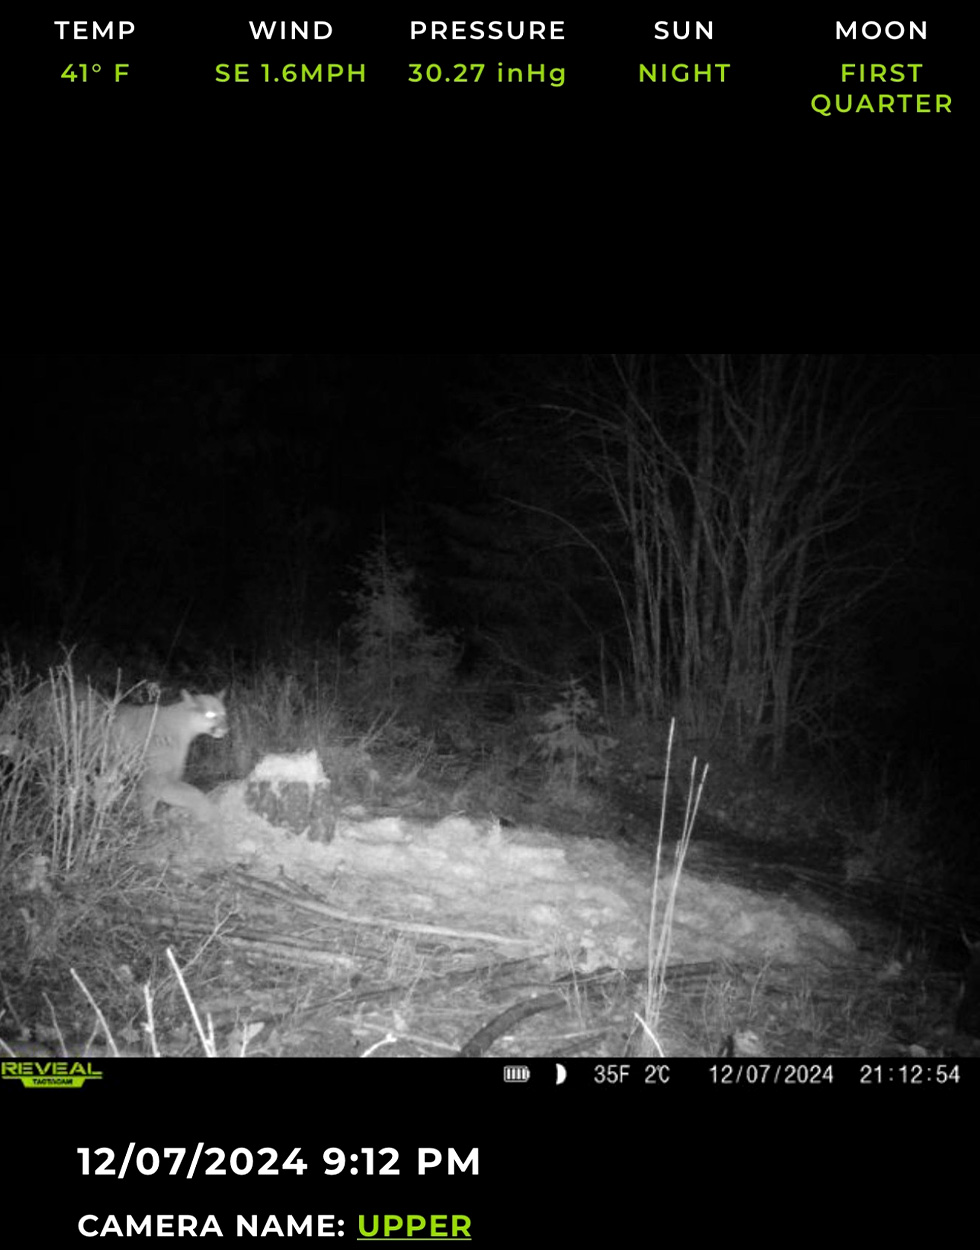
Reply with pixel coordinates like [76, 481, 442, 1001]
[0, 659, 973, 1059]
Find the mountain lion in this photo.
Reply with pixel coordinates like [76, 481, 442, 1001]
[113, 690, 228, 821]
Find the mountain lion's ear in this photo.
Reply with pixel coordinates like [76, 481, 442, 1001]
[217, 689, 226, 701]
[181, 689, 193, 702]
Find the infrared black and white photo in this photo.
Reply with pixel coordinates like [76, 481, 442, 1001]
[1, 353, 977, 1062]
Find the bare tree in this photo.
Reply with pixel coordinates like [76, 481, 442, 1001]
[537, 354, 901, 766]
